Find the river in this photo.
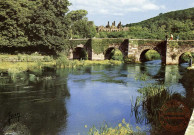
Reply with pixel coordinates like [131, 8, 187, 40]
[0, 60, 193, 135]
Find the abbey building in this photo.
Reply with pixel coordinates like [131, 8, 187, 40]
[97, 21, 128, 32]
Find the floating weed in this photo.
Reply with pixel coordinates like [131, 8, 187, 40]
[135, 73, 150, 81]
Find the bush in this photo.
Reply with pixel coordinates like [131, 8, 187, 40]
[145, 50, 160, 61]
[124, 56, 136, 63]
[179, 52, 194, 63]
[111, 49, 123, 61]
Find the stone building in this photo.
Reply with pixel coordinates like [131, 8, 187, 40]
[97, 21, 129, 32]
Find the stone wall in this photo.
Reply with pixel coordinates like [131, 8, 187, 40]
[91, 52, 104, 60]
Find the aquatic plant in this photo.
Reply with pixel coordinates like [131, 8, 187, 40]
[88, 119, 145, 135]
[135, 73, 150, 81]
[131, 84, 175, 126]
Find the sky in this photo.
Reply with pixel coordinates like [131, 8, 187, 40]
[69, 0, 194, 26]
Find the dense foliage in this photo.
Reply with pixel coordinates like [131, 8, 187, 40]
[145, 50, 161, 61]
[0, 0, 96, 54]
[97, 8, 194, 40]
[91, 38, 124, 54]
[126, 8, 194, 40]
[110, 49, 123, 61]
[179, 52, 194, 63]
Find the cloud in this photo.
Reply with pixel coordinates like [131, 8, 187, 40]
[69, 0, 165, 15]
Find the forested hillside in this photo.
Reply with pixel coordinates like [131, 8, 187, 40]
[97, 8, 194, 40]
[125, 8, 194, 40]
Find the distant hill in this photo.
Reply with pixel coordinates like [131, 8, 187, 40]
[125, 8, 194, 40]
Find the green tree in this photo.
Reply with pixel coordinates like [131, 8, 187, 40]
[28, 0, 71, 52]
[0, 0, 32, 47]
[68, 10, 97, 38]
[67, 9, 88, 21]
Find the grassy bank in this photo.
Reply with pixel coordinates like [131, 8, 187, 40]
[0, 54, 123, 74]
[0, 62, 56, 73]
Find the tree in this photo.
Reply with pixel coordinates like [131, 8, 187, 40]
[68, 10, 97, 38]
[0, 0, 32, 47]
[67, 9, 88, 21]
[28, 0, 71, 52]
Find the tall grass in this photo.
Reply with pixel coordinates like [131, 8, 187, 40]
[88, 119, 145, 135]
[132, 84, 175, 125]
[0, 53, 54, 62]
[0, 53, 123, 77]
[55, 54, 123, 68]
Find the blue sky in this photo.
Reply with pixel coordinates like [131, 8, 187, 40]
[69, 0, 194, 26]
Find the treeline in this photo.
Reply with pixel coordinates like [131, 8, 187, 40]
[0, 0, 96, 54]
[97, 8, 194, 40]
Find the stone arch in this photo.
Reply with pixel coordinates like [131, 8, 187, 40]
[104, 45, 125, 60]
[178, 49, 194, 64]
[104, 47, 115, 60]
[73, 46, 88, 60]
[139, 47, 162, 62]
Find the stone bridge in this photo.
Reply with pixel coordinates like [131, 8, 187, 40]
[67, 38, 194, 65]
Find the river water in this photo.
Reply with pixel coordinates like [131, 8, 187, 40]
[0, 60, 193, 135]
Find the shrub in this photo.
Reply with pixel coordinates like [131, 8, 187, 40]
[124, 56, 136, 63]
[111, 49, 123, 61]
[145, 50, 160, 61]
[179, 52, 194, 63]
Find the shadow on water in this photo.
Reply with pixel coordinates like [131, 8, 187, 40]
[0, 67, 70, 135]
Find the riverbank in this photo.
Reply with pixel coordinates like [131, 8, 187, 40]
[187, 64, 194, 70]
[0, 58, 122, 74]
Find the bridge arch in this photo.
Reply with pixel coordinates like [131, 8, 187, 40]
[104, 47, 124, 60]
[178, 50, 194, 65]
[70, 44, 88, 60]
[139, 47, 162, 63]
[104, 47, 115, 60]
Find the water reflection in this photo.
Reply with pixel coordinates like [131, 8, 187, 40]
[0, 68, 70, 135]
